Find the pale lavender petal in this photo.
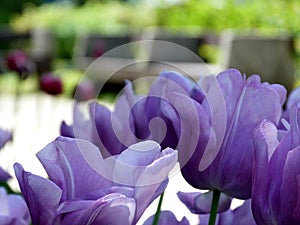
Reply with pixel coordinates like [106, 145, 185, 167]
[271, 83, 287, 106]
[106, 140, 177, 222]
[82, 186, 135, 201]
[198, 74, 227, 171]
[112, 81, 139, 149]
[14, 163, 61, 225]
[36, 136, 111, 201]
[165, 92, 211, 188]
[60, 193, 136, 225]
[133, 147, 177, 221]
[164, 92, 210, 168]
[6, 194, 30, 224]
[143, 211, 190, 225]
[286, 86, 300, 109]
[149, 71, 196, 97]
[177, 191, 232, 214]
[107, 140, 161, 185]
[252, 120, 279, 225]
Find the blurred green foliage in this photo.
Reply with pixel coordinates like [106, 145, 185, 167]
[0, 0, 40, 24]
[9, 0, 300, 59]
[156, 0, 300, 36]
[10, 1, 157, 57]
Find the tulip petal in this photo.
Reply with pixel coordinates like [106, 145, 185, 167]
[60, 121, 74, 138]
[143, 210, 190, 225]
[0, 167, 11, 182]
[198, 74, 227, 171]
[37, 136, 111, 201]
[149, 71, 196, 97]
[252, 120, 279, 224]
[14, 163, 61, 225]
[280, 145, 300, 223]
[90, 102, 128, 156]
[60, 193, 136, 225]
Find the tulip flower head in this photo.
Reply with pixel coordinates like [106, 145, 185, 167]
[14, 137, 177, 225]
[252, 103, 300, 225]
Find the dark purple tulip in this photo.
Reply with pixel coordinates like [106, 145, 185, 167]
[143, 211, 190, 225]
[199, 200, 256, 225]
[14, 137, 177, 224]
[0, 187, 31, 225]
[252, 104, 300, 225]
[177, 191, 232, 214]
[6, 50, 31, 79]
[166, 69, 286, 199]
[39, 73, 63, 95]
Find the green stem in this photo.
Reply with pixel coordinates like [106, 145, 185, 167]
[152, 192, 165, 225]
[208, 190, 221, 225]
[0, 182, 16, 194]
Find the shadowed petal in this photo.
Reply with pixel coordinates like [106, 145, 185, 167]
[177, 191, 232, 214]
[143, 211, 190, 225]
[0, 167, 11, 182]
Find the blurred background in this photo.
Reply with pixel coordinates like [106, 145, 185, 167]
[0, 0, 299, 224]
[0, 0, 299, 95]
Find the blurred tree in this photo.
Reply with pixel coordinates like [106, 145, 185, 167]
[0, 0, 41, 24]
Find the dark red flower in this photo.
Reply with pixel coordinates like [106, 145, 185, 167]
[6, 50, 31, 79]
[39, 73, 63, 95]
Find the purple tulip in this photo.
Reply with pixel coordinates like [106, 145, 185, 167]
[143, 211, 190, 225]
[252, 103, 300, 224]
[39, 73, 63, 95]
[0, 187, 31, 225]
[166, 69, 286, 199]
[0, 128, 12, 182]
[61, 71, 195, 157]
[14, 137, 177, 224]
[177, 191, 232, 214]
[62, 69, 285, 200]
[199, 200, 256, 225]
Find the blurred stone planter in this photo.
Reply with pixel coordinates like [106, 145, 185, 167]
[72, 31, 223, 88]
[220, 31, 295, 92]
[31, 28, 56, 75]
